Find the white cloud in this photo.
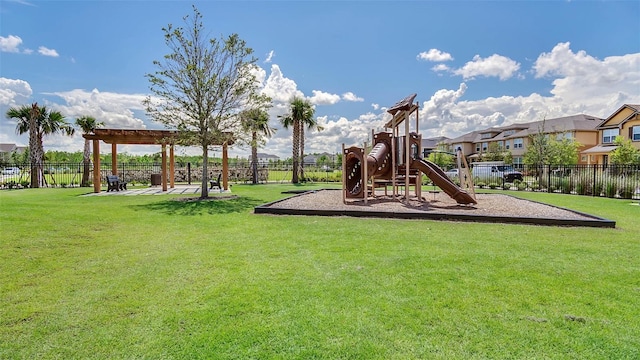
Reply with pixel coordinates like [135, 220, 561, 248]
[371, 103, 380, 110]
[0, 77, 32, 106]
[341, 91, 364, 102]
[431, 64, 450, 73]
[308, 90, 340, 105]
[417, 49, 453, 62]
[38, 46, 59, 57]
[533, 42, 640, 107]
[264, 50, 274, 63]
[453, 54, 521, 80]
[261, 64, 304, 104]
[47, 88, 147, 128]
[0, 35, 23, 53]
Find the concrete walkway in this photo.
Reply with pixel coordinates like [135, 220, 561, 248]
[84, 185, 228, 196]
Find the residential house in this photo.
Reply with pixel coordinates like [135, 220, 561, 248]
[0, 143, 27, 162]
[444, 114, 602, 165]
[248, 152, 280, 164]
[581, 104, 640, 165]
[303, 152, 337, 166]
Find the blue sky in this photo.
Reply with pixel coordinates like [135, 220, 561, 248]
[1, 0, 639, 159]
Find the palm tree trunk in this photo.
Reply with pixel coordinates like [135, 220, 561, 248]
[82, 139, 91, 187]
[251, 131, 258, 184]
[299, 121, 305, 182]
[291, 120, 300, 184]
[28, 104, 40, 188]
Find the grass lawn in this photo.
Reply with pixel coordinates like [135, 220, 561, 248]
[1, 185, 639, 359]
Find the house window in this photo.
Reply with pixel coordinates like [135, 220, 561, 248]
[632, 126, 640, 141]
[481, 133, 492, 139]
[513, 138, 523, 149]
[556, 132, 573, 140]
[513, 157, 523, 165]
[475, 144, 480, 152]
[504, 130, 515, 136]
[602, 128, 619, 143]
[505, 140, 510, 150]
[482, 142, 488, 152]
[497, 140, 504, 149]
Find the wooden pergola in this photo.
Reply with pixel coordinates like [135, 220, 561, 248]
[82, 129, 232, 193]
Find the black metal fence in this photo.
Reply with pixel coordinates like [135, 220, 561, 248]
[460, 163, 640, 199]
[2, 162, 639, 199]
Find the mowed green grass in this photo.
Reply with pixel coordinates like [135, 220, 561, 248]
[1, 185, 639, 359]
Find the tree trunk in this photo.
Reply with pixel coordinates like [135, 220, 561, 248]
[201, 145, 209, 198]
[291, 120, 300, 184]
[251, 132, 258, 184]
[299, 122, 305, 182]
[81, 139, 91, 187]
[29, 103, 41, 188]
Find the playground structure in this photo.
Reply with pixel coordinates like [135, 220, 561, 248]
[341, 94, 477, 205]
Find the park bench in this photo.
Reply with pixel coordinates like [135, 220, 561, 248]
[106, 175, 127, 192]
[209, 173, 222, 191]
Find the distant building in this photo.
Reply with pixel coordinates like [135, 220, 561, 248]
[248, 152, 280, 163]
[303, 152, 337, 165]
[421, 136, 450, 158]
[0, 143, 27, 162]
[443, 114, 602, 165]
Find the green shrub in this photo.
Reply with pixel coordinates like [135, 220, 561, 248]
[605, 181, 617, 198]
[594, 181, 604, 196]
[488, 182, 499, 190]
[20, 180, 30, 188]
[560, 179, 573, 194]
[502, 182, 512, 190]
[517, 181, 527, 191]
[619, 184, 635, 199]
[575, 178, 592, 195]
[476, 181, 486, 189]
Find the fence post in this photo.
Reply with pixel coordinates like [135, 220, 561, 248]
[592, 164, 597, 197]
[187, 162, 191, 185]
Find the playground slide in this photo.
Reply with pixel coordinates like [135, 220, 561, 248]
[410, 158, 477, 205]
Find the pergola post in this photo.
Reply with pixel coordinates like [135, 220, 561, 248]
[92, 139, 101, 193]
[161, 143, 167, 192]
[111, 143, 117, 175]
[222, 142, 229, 191]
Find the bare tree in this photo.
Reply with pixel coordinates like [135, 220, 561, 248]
[144, 6, 269, 198]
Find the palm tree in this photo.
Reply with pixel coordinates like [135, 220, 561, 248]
[7, 104, 75, 187]
[75, 116, 104, 187]
[298, 104, 321, 182]
[279, 96, 315, 183]
[240, 108, 275, 184]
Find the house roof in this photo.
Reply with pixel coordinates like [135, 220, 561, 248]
[597, 104, 640, 129]
[0, 143, 18, 152]
[581, 145, 618, 154]
[421, 136, 449, 149]
[444, 114, 601, 144]
[251, 153, 279, 159]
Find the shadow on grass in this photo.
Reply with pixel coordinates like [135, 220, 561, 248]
[132, 196, 264, 216]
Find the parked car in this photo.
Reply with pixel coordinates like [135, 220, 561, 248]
[444, 168, 459, 179]
[472, 161, 523, 182]
[2, 167, 20, 175]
